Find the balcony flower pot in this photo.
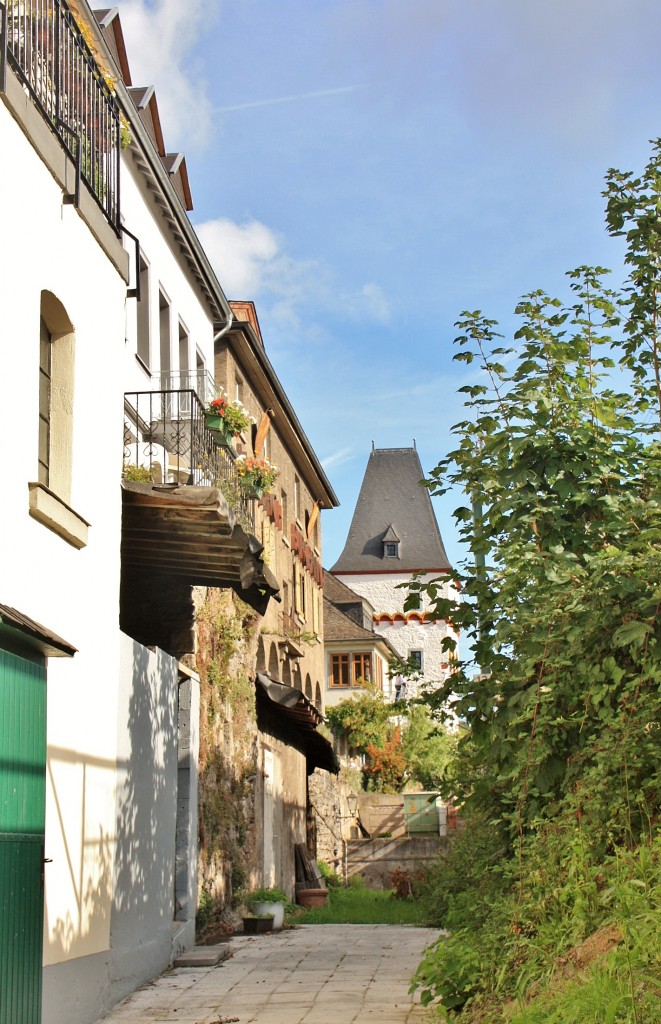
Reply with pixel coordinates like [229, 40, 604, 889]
[296, 888, 328, 909]
[206, 394, 252, 446]
[236, 455, 279, 499]
[205, 412, 223, 432]
[205, 412, 234, 446]
[242, 914, 274, 935]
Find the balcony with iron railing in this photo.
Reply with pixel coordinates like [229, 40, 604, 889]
[123, 388, 254, 533]
[121, 387, 280, 654]
[1, 0, 121, 231]
[153, 368, 217, 406]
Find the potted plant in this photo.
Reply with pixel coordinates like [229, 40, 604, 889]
[122, 463, 152, 483]
[235, 455, 279, 498]
[241, 912, 275, 935]
[205, 393, 253, 446]
[246, 886, 288, 930]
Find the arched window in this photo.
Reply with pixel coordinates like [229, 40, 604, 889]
[38, 291, 75, 501]
[30, 293, 88, 548]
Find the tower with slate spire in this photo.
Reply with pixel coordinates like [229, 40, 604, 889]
[330, 445, 458, 697]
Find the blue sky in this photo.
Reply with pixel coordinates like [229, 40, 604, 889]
[115, 0, 661, 571]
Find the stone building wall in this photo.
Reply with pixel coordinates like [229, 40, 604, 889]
[216, 338, 326, 710]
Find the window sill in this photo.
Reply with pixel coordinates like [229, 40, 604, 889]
[28, 483, 90, 549]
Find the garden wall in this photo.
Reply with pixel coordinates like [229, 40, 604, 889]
[346, 836, 449, 889]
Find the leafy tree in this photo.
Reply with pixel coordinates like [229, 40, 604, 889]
[409, 146, 661, 848]
[325, 686, 394, 751]
[402, 705, 458, 793]
[327, 688, 456, 792]
[408, 140, 661, 1024]
[365, 727, 408, 793]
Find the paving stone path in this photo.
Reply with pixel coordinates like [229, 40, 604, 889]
[100, 925, 440, 1024]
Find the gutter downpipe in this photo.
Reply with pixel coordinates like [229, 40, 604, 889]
[213, 312, 234, 344]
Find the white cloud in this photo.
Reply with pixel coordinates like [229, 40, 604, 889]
[320, 447, 355, 471]
[116, 0, 218, 149]
[195, 218, 280, 296]
[194, 216, 391, 326]
[360, 283, 390, 323]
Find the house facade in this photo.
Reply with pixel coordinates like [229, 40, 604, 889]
[323, 571, 399, 708]
[331, 446, 458, 698]
[211, 303, 339, 902]
[0, 4, 335, 1023]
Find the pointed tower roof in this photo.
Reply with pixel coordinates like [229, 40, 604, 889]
[331, 447, 451, 574]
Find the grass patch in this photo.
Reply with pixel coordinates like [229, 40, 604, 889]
[290, 885, 432, 926]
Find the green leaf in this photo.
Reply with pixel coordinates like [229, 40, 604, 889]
[612, 620, 653, 647]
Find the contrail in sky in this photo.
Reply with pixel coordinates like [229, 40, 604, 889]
[216, 84, 368, 113]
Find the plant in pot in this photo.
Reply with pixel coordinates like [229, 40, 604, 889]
[235, 455, 279, 499]
[246, 886, 288, 930]
[122, 462, 153, 483]
[205, 393, 253, 446]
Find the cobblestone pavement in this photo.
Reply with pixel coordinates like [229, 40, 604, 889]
[99, 925, 440, 1024]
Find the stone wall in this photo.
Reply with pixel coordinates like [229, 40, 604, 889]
[346, 836, 449, 889]
[308, 768, 354, 877]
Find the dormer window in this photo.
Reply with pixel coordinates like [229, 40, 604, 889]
[382, 524, 400, 559]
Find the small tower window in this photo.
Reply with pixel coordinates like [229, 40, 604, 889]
[382, 524, 400, 559]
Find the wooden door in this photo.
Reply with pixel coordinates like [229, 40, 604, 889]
[0, 648, 47, 1024]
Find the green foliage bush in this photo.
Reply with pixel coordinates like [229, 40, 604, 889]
[410, 140, 661, 1022]
[317, 861, 342, 888]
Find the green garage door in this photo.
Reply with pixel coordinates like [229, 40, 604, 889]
[0, 648, 47, 1024]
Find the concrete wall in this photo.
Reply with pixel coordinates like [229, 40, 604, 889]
[357, 794, 407, 838]
[110, 638, 183, 1000]
[347, 836, 449, 889]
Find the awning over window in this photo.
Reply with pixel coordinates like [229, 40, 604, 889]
[0, 604, 77, 658]
[256, 671, 339, 774]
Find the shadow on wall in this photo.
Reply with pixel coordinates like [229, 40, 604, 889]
[111, 640, 179, 951]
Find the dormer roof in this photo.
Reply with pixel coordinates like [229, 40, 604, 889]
[331, 447, 451, 574]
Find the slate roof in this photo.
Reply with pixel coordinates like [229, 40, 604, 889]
[324, 570, 373, 609]
[323, 598, 376, 642]
[330, 447, 451, 574]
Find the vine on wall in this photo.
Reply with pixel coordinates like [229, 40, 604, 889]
[194, 589, 261, 940]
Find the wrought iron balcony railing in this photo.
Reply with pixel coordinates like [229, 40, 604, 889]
[1, 0, 121, 232]
[123, 389, 254, 533]
[154, 368, 216, 406]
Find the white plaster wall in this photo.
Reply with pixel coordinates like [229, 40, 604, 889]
[1, 104, 127, 965]
[333, 572, 459, 694]
[120, 160, 216, 395]
[110, 638, 180, 989]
